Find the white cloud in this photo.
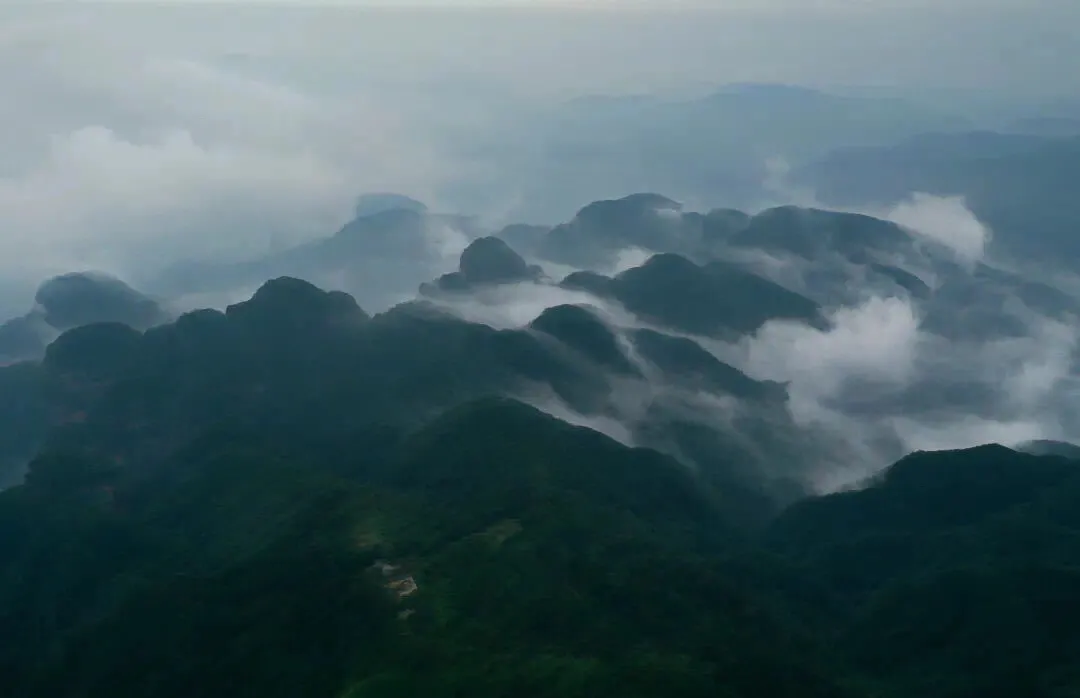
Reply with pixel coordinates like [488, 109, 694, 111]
[0, 127, 352, 266]
[884, 193, 992, 264]
[740, 296, 922, 419]
[423, 280, 634, 330]
[0, 8, 467, 301]
[2, 2, 1079, 500]
[993, 317, 1079, 411]
[715, 269, 1080, 491]
[0, 0, 1072, 310]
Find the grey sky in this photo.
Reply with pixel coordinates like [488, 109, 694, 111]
[0, 1, 1076, 314]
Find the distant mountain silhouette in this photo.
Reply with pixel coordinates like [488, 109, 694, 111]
[798, 131, 1080, 262]
[36, 272, 167, 332]
[0, 272, 165, 364]
[352, 192, 428, 218]
[154, 206, 485, 312]
[421, 237, 543, 296]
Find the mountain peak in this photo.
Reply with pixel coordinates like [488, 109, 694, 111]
[574, 193, 682, 224]
[458, 236, 539, 285]
[226, 277, 368, 332]
[34, 271, 166, 332]
[530, 304, 637, 374]
[421, 237, 543, 297]
[353, 193, 428, 219]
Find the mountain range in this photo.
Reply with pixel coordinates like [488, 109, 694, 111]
[795, 130, 1080, 263]
[444, 83, 974, 221]
[3, 186, 1080, 696]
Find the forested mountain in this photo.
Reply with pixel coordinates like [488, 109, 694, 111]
[0, 273, 167, 365]
[4, 189, 1080, 696]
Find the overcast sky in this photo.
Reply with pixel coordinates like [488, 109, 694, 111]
[0, 0, 1076, 313]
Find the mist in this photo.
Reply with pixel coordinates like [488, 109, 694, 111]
[4, 1, 1080, 493]
[1, 2, 1077, 295]
[409, 181, 1080, 494]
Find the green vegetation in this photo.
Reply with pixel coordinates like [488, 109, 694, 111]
[4, 277, 1080, 697]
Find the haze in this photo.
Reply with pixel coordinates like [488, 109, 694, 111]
[0, 1, 1074, 308]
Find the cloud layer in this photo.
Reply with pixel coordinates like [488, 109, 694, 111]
[4, 2, 1080, 495]
[2, 0, 1077, 307]
[884, 193, 991, 264]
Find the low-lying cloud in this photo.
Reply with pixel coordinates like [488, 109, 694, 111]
[0, 127, 355, 269]
[740, 296, 922, 417]
[729, 258, 1080, 489]
[414, 189, 1080, 493]
[5, 2, 1080, 499]
[0, 6, 486, 307]
[883, 193, 992, 264]
[756, 154, 994, 267]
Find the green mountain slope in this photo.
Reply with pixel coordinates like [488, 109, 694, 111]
[0, 397, 854, 698]
[5, 275, 1080, 697]
[768, 445, 1080, 696]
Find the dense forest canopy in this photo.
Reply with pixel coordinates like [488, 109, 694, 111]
[4, 188, 1080, 695]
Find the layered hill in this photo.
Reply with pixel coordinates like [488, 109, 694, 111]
[3, 188, 1080, 696]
